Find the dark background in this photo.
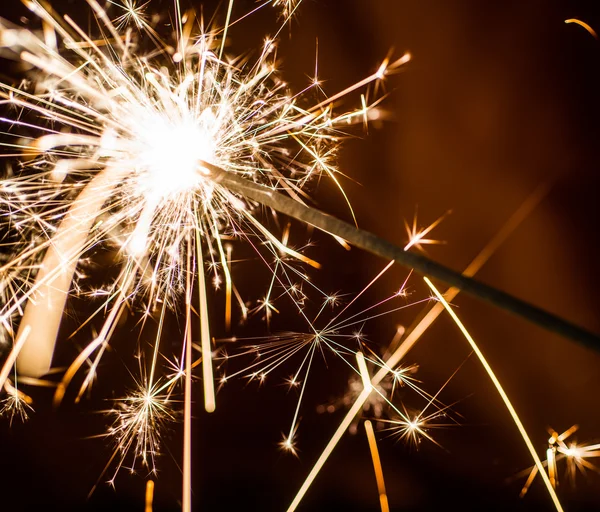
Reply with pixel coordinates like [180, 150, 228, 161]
[1, 0, 600, 510]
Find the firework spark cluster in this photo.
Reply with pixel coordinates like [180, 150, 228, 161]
[0, 0, 412, 495]
[0, 1, 597, 511]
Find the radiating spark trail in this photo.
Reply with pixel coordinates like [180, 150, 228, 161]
[219, 0, 234, 61]
[324, 260, 396, 331]
[376, 357, 467, 450]
[565, 19, 598, 39]
[425, 277, 564, 512]
[105, 380, 176, 475]
[0, 325, 31, 393]
[0, 379, 34, 424]
[273, 0, 301, 21]
[109, 0, 150, 30]
[364, 421, 389, 512]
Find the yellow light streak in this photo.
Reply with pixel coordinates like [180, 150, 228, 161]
[356, 351, 372, 392]
[225, 244, 233, 331]
[424, 277, 564, 512]
[547, 447, 557, 488]
[183, 236, 194, 512]
[15, 166, 125, 378]
[196, 232, 216, 413]
[287, 388, 371, 512]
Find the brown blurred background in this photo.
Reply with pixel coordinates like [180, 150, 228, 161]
[1, 0, 600, 510]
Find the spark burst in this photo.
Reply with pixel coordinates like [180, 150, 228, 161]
[106, 379, 176, 478]
[0, 2, 593, 512]
[518, 425, 600, 498]
[0, 0, 406, 499]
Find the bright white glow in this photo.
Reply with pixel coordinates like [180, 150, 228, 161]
[135, 108, 217, 201]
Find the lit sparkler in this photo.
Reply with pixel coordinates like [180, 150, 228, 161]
[0, 0, 403, 384]
[0, 0, 405, 503]
[0, 2, 597, 512]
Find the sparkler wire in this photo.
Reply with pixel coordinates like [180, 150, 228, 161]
[204, 161, 600, 352]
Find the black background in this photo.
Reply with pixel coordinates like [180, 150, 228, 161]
[1, 0, 600, 511]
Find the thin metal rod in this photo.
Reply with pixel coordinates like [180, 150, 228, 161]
[203, 161, 600, 352]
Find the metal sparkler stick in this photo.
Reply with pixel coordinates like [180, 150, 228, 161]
[203, 161, 600, 352]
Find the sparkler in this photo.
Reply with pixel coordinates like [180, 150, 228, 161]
[0, 0, 407, 504]
[0, 1, 598, 511]
[0, 0, 401, 397]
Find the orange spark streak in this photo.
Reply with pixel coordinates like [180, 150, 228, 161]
[183, 237, 193, 512]
[565, 19, 598, 39]
[364, 420, 390, 512]
[145, 480, 155, 512]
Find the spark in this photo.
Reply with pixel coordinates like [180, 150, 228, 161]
[404, 209, 450, 252]
[108, 0, 151, 30]
[0, 380, 34, 425]
[518, 425, 600, 497]
[106, 381, 176, 474]
[378, 404, 452, 450]
[273, 0, 302, 21]
[565, 19, 598, 39]
[280, 422, 300, 457]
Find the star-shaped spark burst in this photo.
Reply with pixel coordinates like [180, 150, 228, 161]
[518, 425, 600, 498]
[0, 0, 408, 492]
